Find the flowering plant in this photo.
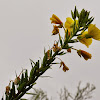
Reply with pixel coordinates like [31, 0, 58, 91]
[2, 6, 100, 100]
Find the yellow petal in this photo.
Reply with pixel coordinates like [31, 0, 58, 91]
[50, 18, 59, 24]
[50, 14, 62, 24]
[65, 17, 78, 32]
[65, 17, 74, 30]
[78, 31, 92, 48]
[88, 24, 100, 40]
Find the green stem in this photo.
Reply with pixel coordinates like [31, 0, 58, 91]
[12, 50, 59, 100]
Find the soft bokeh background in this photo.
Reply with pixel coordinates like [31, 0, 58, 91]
[0, 0, 100, 99]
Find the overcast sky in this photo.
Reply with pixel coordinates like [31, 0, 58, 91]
[0, 0, 100, 99]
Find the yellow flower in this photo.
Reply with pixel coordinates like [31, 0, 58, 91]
[65, 17, 74, 31]
[77, 24, 100, 47]
[65, 17, 78, 32]
[52, 25, 59, 35]
[77, 49, 92, 60]
[60, 61, 69, 72]
[50, 14, 63, 25]
[77, 31, 92, 48]
[88, 24, 100, 40]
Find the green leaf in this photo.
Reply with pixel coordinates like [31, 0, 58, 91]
[32, 82, 37, 86]
[74, 6, 77, 19]
[21, 73, 24, 84]
[84, 12, 89, 23]
[6, 94, 9, 100]
[17, 82, 26, 91]
[76, 9, 79, 18]
[30, 66, 36, 79]
[59, 34, 63, 46]
[50, 49, 52, 57]
[88, 17, 93, 22]
[25, 70, 28, 82]
[42, 52, 48, 67]
[71, 10, 74, 19]
[63, 45, 73, 49]
[37, 60, 40, 69]
[30, 59, 36, 67]
[64, 29, 69, 45]
[73, 20, 76, 35]
[86, 17, 94, 26]
[12, 82, 15, 97]
[44, 47, 46, 54]
[26, 93, 37, 95]
[57, 51, 66, 55]
[66, 29, 69, 40]
[51, 62, 60, 64]
[39, 66, 50, 74]
[9, 89, 13, 99]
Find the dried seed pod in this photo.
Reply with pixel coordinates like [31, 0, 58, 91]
[47, 50, 51, 60]
[14, 77, 20, 85]
[60, 61, 69, 72]
[67, 48, 71, 53]
[53, 43, 61, 52]
[77, 49, 92, 60]
[6, 86, 10, 94]
[52, 25, 59, 35]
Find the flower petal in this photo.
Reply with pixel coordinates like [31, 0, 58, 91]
[78, 31, 92, 48]
[50, 14, 62, 24]
[88, 24, 100, 40]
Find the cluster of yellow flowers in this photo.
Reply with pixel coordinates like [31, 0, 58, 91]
[50, 13, 100, 63]
[65, 17, 100, 47]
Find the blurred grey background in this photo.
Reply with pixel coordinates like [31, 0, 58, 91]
[0, 0, 100, 99]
